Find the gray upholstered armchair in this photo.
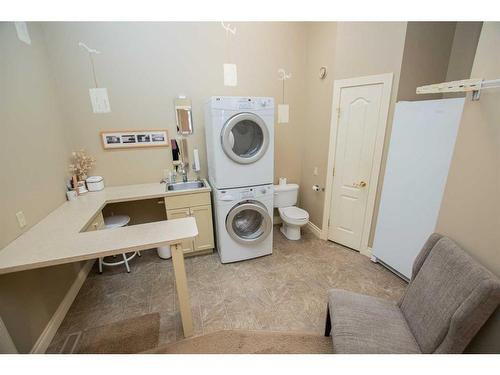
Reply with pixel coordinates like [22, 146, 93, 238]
[325, 233, 500, 353]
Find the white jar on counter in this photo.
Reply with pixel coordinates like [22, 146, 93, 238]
[86, 176, 105, 192]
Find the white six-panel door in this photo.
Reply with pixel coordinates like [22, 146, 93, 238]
[323, 74, 393, 253]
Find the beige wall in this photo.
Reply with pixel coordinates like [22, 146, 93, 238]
[397, 22, 456, 102]
[0, 23, 84, 353]
[436, 22, 500, 353]
[41, 22, 308, 187]
[445, 22, 483, 83]
[299, 22, 408, 233]
[299, 22, 337, 226]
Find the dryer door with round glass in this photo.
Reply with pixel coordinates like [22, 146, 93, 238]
[221, 112, 270, 164]
[226, 201, 272, 245]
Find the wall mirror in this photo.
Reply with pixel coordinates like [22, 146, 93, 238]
[174, 97, 194, 135]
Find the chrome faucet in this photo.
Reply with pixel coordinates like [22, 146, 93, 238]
[177, 162, 189, 182]
[160, 171, 176, 184]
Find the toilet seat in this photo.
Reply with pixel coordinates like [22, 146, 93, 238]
[281, 206, 308, 220]
[278, 206, 309, 225]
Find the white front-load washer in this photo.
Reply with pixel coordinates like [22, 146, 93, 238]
[204, 96, 274, 189]
[213, 184, 274, 263]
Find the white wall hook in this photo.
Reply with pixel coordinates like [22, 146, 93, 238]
[78, 42, 101, 55]
[221, 22, 236, 35]
[78, 41, 102, 89]
[278, 68, 292, 81]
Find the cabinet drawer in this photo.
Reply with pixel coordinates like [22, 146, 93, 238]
[164, 191, 211, 210]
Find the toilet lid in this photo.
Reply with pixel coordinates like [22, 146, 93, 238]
[282, 206, 308, 220]
[104, 215, 130, 229]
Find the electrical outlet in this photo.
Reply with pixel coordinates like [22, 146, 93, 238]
[313, 167, 319, 176]
[16, 211, 26, 228]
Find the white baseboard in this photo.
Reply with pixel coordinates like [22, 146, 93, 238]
[273, 215, 282, 225]
[360, 246, 373, 258]
[30, 260, 94, 354]
[306, 221, 322, 239]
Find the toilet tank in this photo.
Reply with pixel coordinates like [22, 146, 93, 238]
[273, 183, 299, 208]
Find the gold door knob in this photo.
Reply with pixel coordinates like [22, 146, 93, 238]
[359, 181, 367, 188]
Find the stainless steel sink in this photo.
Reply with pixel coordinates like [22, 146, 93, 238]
[166, 180, 205, 191]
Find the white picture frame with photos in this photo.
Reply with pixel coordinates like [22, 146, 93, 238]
[101, 129, 169, 149]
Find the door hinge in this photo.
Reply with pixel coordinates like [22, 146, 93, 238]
[332, 167, 335, 176]
[336, 107, 341, 119]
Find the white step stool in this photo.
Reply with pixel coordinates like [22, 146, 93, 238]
[99, 215, 141, 273]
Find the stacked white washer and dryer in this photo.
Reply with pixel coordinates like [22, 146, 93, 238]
[204, 96, 274, 263]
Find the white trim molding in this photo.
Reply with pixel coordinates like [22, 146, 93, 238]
[30, 260, 94, 354]
[360, 246, 373, 258]
[306, 221, 322, 239]
[322, 73, 393, 256]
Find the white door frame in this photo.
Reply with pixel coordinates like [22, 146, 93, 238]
[321, 73, 393, 256]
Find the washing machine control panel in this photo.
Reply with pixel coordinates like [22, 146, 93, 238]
[217, 185, 274, 201]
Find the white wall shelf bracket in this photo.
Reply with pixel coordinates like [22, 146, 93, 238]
[417, 78, 500, 101]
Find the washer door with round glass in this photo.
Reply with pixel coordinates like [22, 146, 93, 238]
[221, 112, 270, 164]
[226, 201, 272, 245]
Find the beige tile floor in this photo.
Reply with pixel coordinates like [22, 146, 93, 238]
[47, 226, 407, 353]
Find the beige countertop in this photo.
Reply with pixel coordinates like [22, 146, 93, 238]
[0, 181, 211, 275]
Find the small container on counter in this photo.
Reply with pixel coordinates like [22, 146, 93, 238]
[66, 190, 78, 201]
[86, 176, 105, 192]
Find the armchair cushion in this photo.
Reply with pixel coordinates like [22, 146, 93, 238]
[328, 289, 420, 354]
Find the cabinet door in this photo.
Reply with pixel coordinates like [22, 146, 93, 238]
[166, 208, 194, 254]
[190, 205, 215, 252]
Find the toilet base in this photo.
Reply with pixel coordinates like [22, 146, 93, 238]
[280, 222, 302, 240]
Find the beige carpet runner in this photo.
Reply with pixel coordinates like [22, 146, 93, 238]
[146, 329, 333, 354]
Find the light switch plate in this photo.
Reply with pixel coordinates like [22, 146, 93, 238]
[14, 22, 31, 45]
[223, 63, 237, 87]
[89, 88, 111, 113]
[16, 211, 26, 228]
[278, 104, 289, 124]
[313, 167, 319, 176]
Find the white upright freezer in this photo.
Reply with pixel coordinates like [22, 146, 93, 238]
[372, 98, 465, 279]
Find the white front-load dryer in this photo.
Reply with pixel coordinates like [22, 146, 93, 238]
[204, 96, 274, 189]
[213, 184, 274, 263]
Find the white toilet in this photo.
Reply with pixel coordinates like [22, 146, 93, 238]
[274, 183, 309, 240]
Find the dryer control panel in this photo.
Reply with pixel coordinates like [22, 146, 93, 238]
[208, 96, 274, 111]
